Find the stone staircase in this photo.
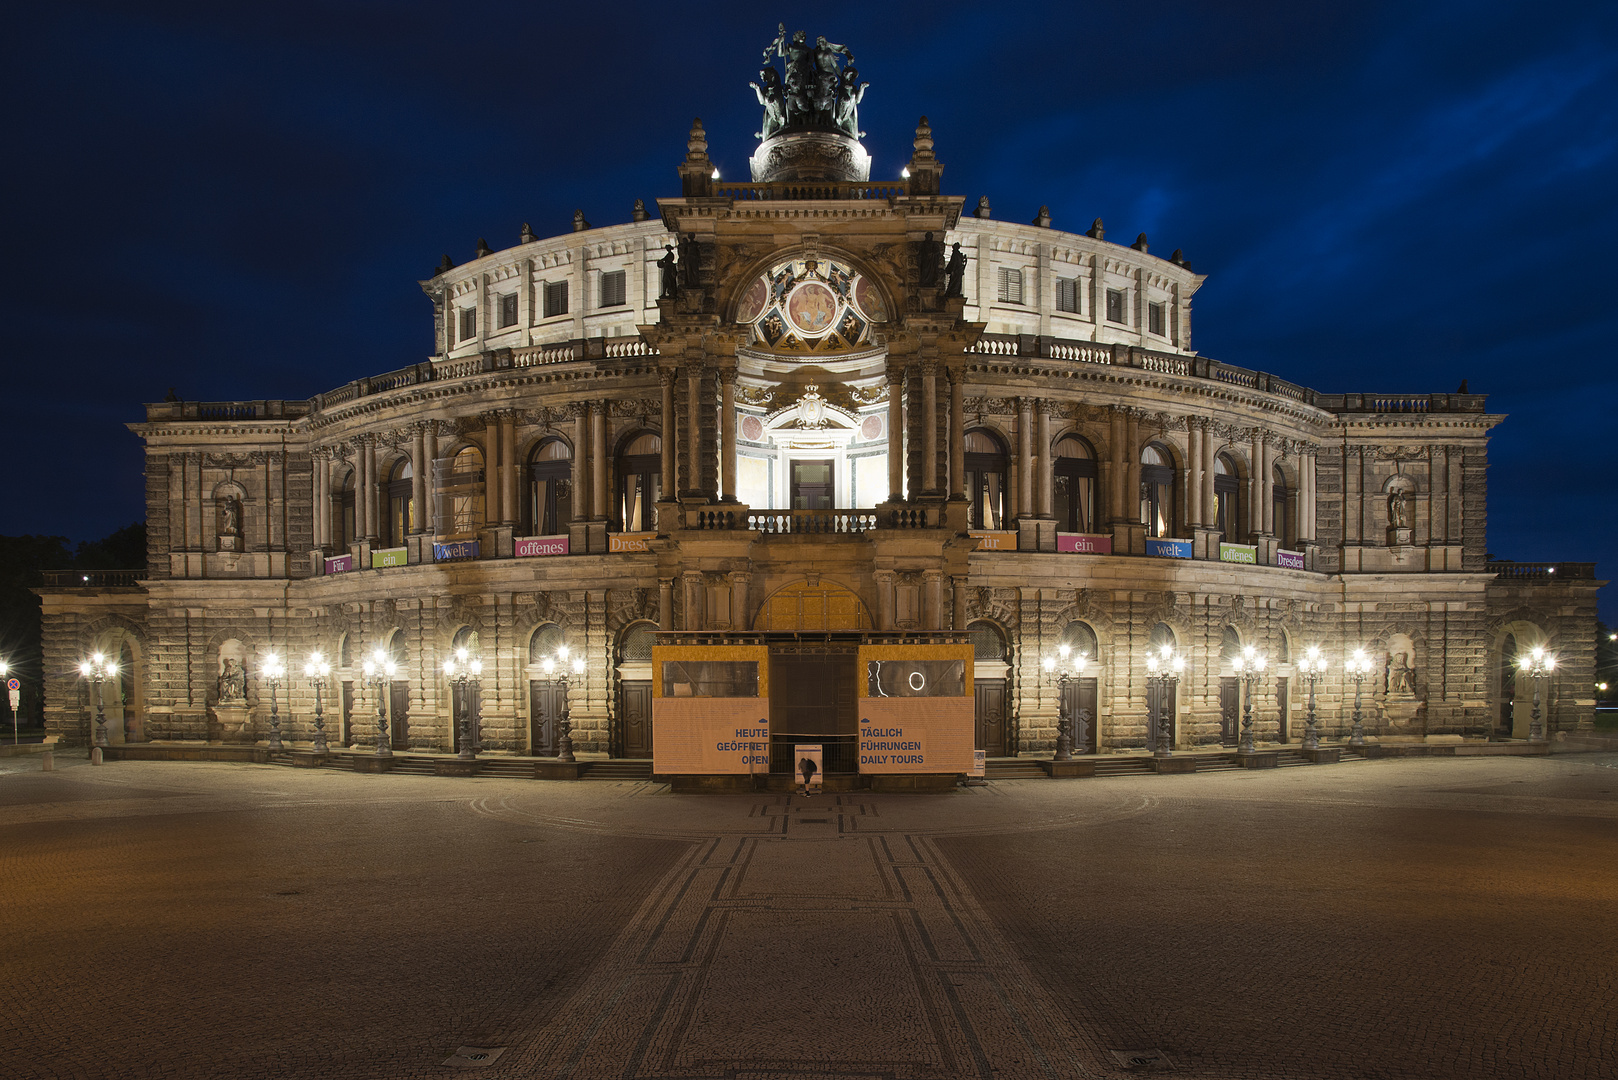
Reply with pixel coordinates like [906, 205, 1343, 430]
[984, 758, 1047, 780]
[583, 759, 654, 781]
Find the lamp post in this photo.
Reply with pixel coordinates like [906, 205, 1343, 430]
[79, 652, 119, 764]
[1144, 643, 1184, 759]
[1043, 645, 1092, 760]
[443, 647, 484, 760]
[0, 659, 13, 745]
[542, 645, 585, 763]
[1231, 644, 1268, 756]
[1346, 648, 1375, 747]
[1518, 646, 1555, 744]
[262, 652, 285, 752]
[1299, 645, 1327, 751]
[361, 648, 397, 757]
[304, 652, 331, 754]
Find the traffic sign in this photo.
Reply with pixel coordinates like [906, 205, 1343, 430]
[5, 679, 17, 692]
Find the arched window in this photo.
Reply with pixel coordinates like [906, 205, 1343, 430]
[618, 623, 656, 663]
[1220, 625, 1243, 666]
[527, 437, 573, 536]
[1053, 435, 1097, 534]
[1214, 453, 1240, 542]
[968, 620, 1007, 660]
[1149, 622, 1178, 653]
[1272, 464, 1290, 546]
[964, 429, 1008, 530]
[437, 446, 485, 538]
[529, 623, 565, 665]
[1140, 443, 1176, 538]
[1060, 621, 1100, 664]
[334, 467, 356, 549]
[617, 432, 662, 532]
[384, 459, 413, 547]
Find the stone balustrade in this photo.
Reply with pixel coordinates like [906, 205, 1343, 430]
[1486, 561, 1597, 581]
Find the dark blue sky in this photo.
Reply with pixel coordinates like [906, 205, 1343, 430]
[3, 2, 1614, 620]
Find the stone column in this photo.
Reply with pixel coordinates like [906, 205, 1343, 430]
[886, 362, 905, 501]
[424, 424, 439, 535]
[311, 452, 326, 549]
[1300, 448, 1316, 542]
[947, 366, 965, 499]
[921, 361, 939, 494]
[923, 570, 944, 631]
[1036, 401, 1053, 517]
[658, 578, 674, 632]
[410, 427, 427, 534]
[1187, 420, 1203, 527]
[686, 366, 704, 499]
[719, 368, 738, 502]
[1260, 435, 1275, 536]
[952, 576, 968, 631]
[681, 571, 704, 631]
[1248, 429, 1264, 537]
[363, 436, 379, 540]
[591, 401, 608, 520]
[874, 571, 895, 631]
[728, 570, 751, 631]
[571, 403, 591, 523]
[1201, 424, 1216, 528]
[660, 370, 677, 497]
[1017, 398, 1034, 519]
[500, 414, 518, 526]
[1109, 409, 1126, 521]
[1124, 412, 1141, 523]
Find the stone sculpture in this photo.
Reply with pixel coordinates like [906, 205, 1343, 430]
[944, 243, 967, 298]
[657, 246, 678, 299]
[917, 232, 944, 289]
[218, 658, 247, 702]
[759, 24, 867, 139]
[219, 498, 240, 537]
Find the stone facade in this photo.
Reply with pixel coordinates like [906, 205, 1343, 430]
[37, 113, 1602, 758]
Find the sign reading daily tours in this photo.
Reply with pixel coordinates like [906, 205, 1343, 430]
[371, 547, 407, 569]
[857, 643, 974, 774]
[515, 536, 568, 558]
[1219, 542, 1257, 564]
[609, 532, 656, 552]
[651, 644, 770, 775]
[969, 530, 1017, 551]
[433, 539, 479, 562]
[1145, 538, 1193, 559]
[323, 554, 353, 575]
[1277, 549, 1306, 570]
[1057, 533, 1112, 554]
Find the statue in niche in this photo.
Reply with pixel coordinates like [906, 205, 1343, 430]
[218, 658, 247, 702]
[917, 232, 944, 289]
[657, 245, 679, 299]
[678, 234, 701, 290]
[944, 243, 968, 298]
[1389, 652, 1416, 695]
[219, 498, 240, 537]
[1387, 487, 1414, 530]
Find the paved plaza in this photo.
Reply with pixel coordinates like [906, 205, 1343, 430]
[2, 752, 1615, 1080]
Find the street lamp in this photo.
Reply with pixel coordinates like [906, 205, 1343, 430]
[1144, 643, 1184, 759]
[360, 647, 397, 758]
[1231, 644, 1268, 756]
[1298, 645, 1328, 751]
[79, 652, 119, 758]
[541, 644, 585, 763]
[0, 658, 13, 746]
[1043, 645, 1092, 760]
[1345, 648, 1375, 747]
[304, 652, 331, 754]
[262, 652, 285, 752]
[443, 647, 484, 760]
[1518, 646, 1555, 744]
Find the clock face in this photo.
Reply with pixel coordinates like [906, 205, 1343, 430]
[739, 255, 884, 354]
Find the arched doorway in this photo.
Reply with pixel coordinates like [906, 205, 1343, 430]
[1218, 626, 1243, 746]
[448, 626, 483, 754]
[1146, 623, 1179, 750]
[1499, 632, 1521, 739]
[527, 624, 565, 756]
[969, 621, 1010, 756]
[753, 580, 871, 632]
[1058, 621, 1100, 754]
[615, 622, 656, 758]
[385, 632, 410, 750]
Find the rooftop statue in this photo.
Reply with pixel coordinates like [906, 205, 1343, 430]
[757, 24, 867, 140]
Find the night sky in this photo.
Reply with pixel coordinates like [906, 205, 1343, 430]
[4, 2, 1614, 621]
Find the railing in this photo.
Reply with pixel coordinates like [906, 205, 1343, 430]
[144, 400, 310, 422]
[713, 180, 909, 201]
[604, 338, 658, 358]
[749, 511, 878, 534]
[1486, 561, 1597, 581]
[41, 569, 148, 588]
[512, 343, 575, 368]
[1048, 341, 1112, 365]
[1139, 353, 1191, 376]
[1319, 393, 1488, 414]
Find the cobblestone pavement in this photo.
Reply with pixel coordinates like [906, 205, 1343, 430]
[2, 752, 1615, 1079]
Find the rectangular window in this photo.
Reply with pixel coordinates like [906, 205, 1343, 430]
[1148, 301, 1165, 336]
[1056, 277, 1079, 313]
[1106, 288, 1126, 324]
[498, 293, 518, 329]
[599, 270, 627, 308]
[996, 267, 1024, 304]
[544, 281, 569, 318]
[458, 307, 477, 341]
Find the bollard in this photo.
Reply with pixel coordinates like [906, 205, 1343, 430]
[41, 750, 54, 772]
[90, 747, 102, 766]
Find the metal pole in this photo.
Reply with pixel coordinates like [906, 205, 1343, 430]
[312, 679, 328, 754]
[1529, 669, 1545, 743]
[1238, 671, 1256, 755]
[1153, 673, 1173, 759]
[556, 671, 576, 763]
[1350, 673, 1367, 747]
[373, 675, 391, 757]
[93, 673, 109, 748]
[457, 675, 477, 760]
[1053, 670, 1072, 761]
[267, 678, 282, 751]
[1303, 670, 1320, 751]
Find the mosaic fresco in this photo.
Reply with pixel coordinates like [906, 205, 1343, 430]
[742, 256, 885, 353]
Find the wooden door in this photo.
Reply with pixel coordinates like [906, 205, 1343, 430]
[1275, 678, 1290, 743]
[619, 680, 652, 759]
[975, 678, 1008, 756]
[1219, 678, 1240, 746]
[1147, 681, 1178, 751]
[529, 680, 564, 756]
[790, 459, 835, 510]
[341, 681, 354, 745]
[1061, 677, 1098, 753]
[450, 683, 481, 753]
[389, 682, 410, 750]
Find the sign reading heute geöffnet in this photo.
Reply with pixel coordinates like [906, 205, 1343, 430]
[652, 698, 768, 774]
